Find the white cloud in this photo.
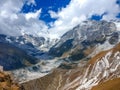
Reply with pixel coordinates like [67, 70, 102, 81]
[48, 10, 58, 18]
[0, 0, 48, 37]
[0, 0, 24, 36]
[0, 0, 22, 19]
[49, 0, 120, 37]
[25, 9, 41, 20]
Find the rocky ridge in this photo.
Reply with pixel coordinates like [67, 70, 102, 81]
[49, 20, 119, 61]
[0, 69, 21, 90]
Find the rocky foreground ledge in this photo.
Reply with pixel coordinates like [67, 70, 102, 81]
[0, 71, 21, 90]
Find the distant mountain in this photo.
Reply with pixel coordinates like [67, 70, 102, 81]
[0, 33, 58, 58]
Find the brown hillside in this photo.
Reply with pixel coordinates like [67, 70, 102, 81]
[0, 71, 21, 90]
[92, 78, 120, 90]
[88, 43, 120, 65]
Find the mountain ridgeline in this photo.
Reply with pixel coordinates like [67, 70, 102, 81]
[49, 20, 118, 61]
[0, 20, 120, 90]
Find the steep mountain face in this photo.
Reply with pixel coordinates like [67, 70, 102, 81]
[0, 42, 38, 70]
[49, 20, 118, 61]
[22, 42, 120, 90]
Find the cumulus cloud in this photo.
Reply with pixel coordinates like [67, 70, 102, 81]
[49, 0, 120, 37]
[25, 9, 41, 20]
[0, 0, 48, 37]
[48, 10, 58, 18]
[0, 0, 23, 36]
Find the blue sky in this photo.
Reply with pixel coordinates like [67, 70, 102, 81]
[21, 0, 71, 23]
[21, 0, 120, 23]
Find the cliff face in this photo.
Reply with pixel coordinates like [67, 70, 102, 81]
[22, 43, 120, 90]
[0, 71, 21, 90]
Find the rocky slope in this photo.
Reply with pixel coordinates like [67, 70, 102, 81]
[0, 70, 21, 90]
[49, 20, 118, 61]
[22, 42, 120, 90]
[91, 78, 120, 90]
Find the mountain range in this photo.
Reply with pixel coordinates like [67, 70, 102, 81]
[0, 20, 120, 90]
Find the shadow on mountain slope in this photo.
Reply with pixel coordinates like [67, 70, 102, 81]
[0, 42, 38, 71]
